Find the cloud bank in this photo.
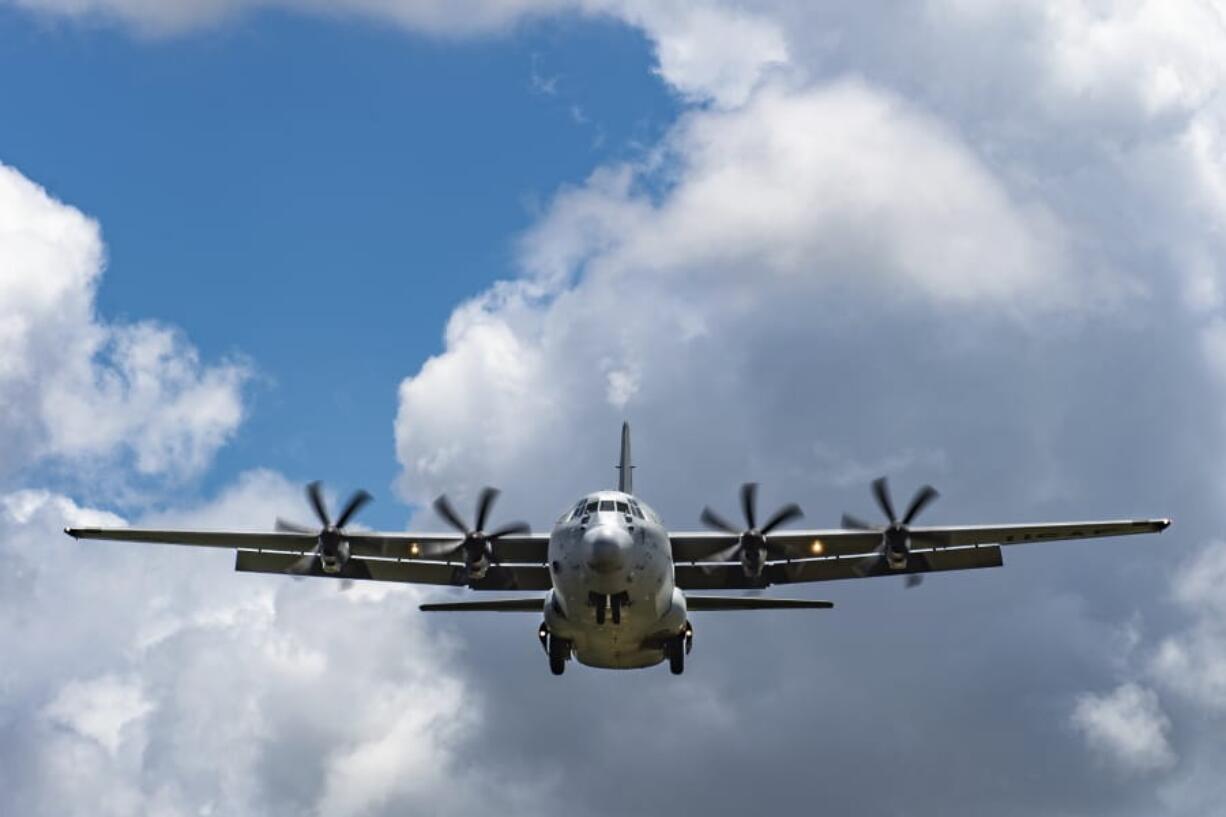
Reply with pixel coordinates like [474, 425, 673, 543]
[0, 163, 248, 485]
[5, 1, 1226, 815]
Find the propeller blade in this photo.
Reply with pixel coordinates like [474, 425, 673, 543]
[275, 518, 315, 534]
[841, 513, 876, 531]
[286, 551, 318, 576]
[760, 502, 803, 535]
[475, 486, 499, 533]
[853, 549, 883, 578]
[335, 490, 373, 529]
[418, 539, 465, 558]
[699, 543, 744, 574]
[700, 507, 741, 534]
[487, 521, 531, 539]
[740, 482, 759, 530]
[307, 481, 331, 527]
[871, 477, 896, 524]
[433, 494, 470, 535]
[901, 484, 939, 525]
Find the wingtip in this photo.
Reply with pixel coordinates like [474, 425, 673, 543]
[1159, 518, 1172, 531]
[64, 527, 78, 539]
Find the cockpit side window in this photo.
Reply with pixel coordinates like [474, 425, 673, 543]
[585, 501, 598, 514]
[629, 501, 644, 519]
[570, 501, 586, 520]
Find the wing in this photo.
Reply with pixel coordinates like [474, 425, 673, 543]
[672, 517, 1170, 589]
[670, 518, 1171, 563]
[65, 527, 550, 564]
[685, 596, 833, 611]
[419, 598, 546, 612]
[65, 527, 551, 589]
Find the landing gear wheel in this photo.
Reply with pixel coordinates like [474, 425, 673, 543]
[548, 635, 570, 676]
[667, 636, 685, 675]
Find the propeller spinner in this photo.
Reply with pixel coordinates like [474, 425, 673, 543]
[700, 482, 804, 578]
[422, 487, 530, 581]
[842, 477, 939, 587]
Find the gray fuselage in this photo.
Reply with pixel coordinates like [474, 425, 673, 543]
[543, 490, 688, 669]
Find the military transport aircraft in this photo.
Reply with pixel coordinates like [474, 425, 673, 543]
[66, 424, 1170, 675]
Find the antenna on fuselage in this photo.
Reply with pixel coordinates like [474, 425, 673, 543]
[616, 421, 634, 494]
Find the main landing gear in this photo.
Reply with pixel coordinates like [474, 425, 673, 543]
[540, 623, 571, 676]
[666, 622, 694, 675]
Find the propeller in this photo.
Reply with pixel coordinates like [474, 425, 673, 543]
[699, 482, 804, 578]
[277, 481, 372, 587]
[842, 477, 938, 587]
[421, 487, 530, 580]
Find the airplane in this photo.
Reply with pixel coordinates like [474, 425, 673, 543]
[65, 423, 1171, 676]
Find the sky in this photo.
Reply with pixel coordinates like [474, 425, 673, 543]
[3, 1, 1226, 815]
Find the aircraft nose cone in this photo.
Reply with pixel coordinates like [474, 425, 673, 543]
[584, 525, 632, 575]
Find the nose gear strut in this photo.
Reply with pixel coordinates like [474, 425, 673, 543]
[589, 591, 631, 624]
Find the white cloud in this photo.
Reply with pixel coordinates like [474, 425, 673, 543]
[613, 0, 792, 107]
[0, 475, 537, 817]
[9, 2, 1226, 814]
[0, 162, 248, 483]
[1072, 682, 1176, 773]
[43, 675, 155, 757]
[394, 77, 1084, 512]
[1151, 541, 1226, 712]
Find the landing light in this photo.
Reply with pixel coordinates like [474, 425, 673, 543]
[409, 542, 420, 557]
[810, 539, 825, 555]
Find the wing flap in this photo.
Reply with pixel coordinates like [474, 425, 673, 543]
[675, 545, 1004, 589]
[348, 533, 549, 564]
[234, 551, 552, 590]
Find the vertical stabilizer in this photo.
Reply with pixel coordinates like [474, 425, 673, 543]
[617, 422, 634, 494]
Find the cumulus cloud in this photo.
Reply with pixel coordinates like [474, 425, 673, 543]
[0, 162, 248, 484]
[384, 6, 1226, 816]
[1151, 540, 1226, 712]
[9, 1, 1226, 815]
[1072, 683, 1176, 773]
[0, 475, 539, 817]
[43, 674, 156, 757]
[394, 76, 1106, 516]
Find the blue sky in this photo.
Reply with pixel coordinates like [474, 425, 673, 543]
[0, 7, 676, 524]
[5, 2, 1226, 816]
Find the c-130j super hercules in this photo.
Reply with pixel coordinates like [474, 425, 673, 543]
[68, 424, 1170, 675]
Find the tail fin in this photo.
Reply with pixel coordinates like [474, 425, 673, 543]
[617, 421, 634, 494]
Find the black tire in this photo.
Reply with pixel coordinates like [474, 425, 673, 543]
[668, 637, 684, 675]
[549, 636, 569, 676]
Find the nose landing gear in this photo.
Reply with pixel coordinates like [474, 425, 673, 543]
[588, 591, 630, 624]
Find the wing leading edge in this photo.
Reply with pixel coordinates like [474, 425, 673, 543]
[65, 527, 550, 564]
